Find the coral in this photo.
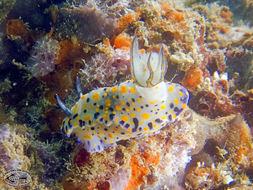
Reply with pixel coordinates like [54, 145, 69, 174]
[96, 0, 130, 18]
[61, 109, 196, 189]
[0, 123, 32, 172]
[26, 36, 60, 77]
[231, 91, 253, 127]
[56, 2, 253, 189]
[61, 110, 253, 190]
[184, 114, 253, 189]
[225, 115, 253, 169]
[185, 162, 234, 189]
[0, 124, 17, 171]
[0, 123, 49, 189]
[226, 49, 253, 91]
[189, 90, 237, 118]
[187, 69, 241, 119]
[109, 169, 129, 190]
[193, 3, 252, 49]
[187, 0, 253, 26]
[0, 0, 253, 189]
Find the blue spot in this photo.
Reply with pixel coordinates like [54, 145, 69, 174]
[94, 112, 100, 119]
[77, 139, 82, 144]
[155, 119, 162, 123]
[148, 122, 153, 129]
[109, 114, 115, 121]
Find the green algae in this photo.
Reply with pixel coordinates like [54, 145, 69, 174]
[0, 0, 16, 24]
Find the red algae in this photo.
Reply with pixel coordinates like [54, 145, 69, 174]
[5, 18, 41, 49]
[181, 68, 203, 91]
[161, 2, 185, 22]
[143, 151, 160, 166]
[58, 1, 253, 188]
[43, 39, 86, 104]
[55, 39, 85, 65]
[219, 7, 233, 23]
[62, 109, 253, 189]
[6, 19, 30, 40]
[165, 9, 185, 23]
[62, 173, 82, 190]
[73, 148, 90, 167]
[117, 13, 140, 32]
[125, 150, 160, 189]
[226, 115, 253, 167]
[45, 108, 65, 131]
[189, 90, 238, 118]
[125, 155, 149, 190]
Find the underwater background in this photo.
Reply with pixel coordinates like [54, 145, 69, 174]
[0, 0, 253, 189]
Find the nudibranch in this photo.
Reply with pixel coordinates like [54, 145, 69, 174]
[56, 38, 189, 153]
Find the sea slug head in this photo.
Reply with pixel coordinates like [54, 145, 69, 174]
[55, 77, 84, 137]
[130, 37, 189, 111]
[55, 94, 74, 137]
[130, 37, 168, 88]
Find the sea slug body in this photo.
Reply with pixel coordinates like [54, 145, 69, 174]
[56, 38, 189, 153]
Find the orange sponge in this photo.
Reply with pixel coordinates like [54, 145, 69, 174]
[113, 33, 131, 50]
